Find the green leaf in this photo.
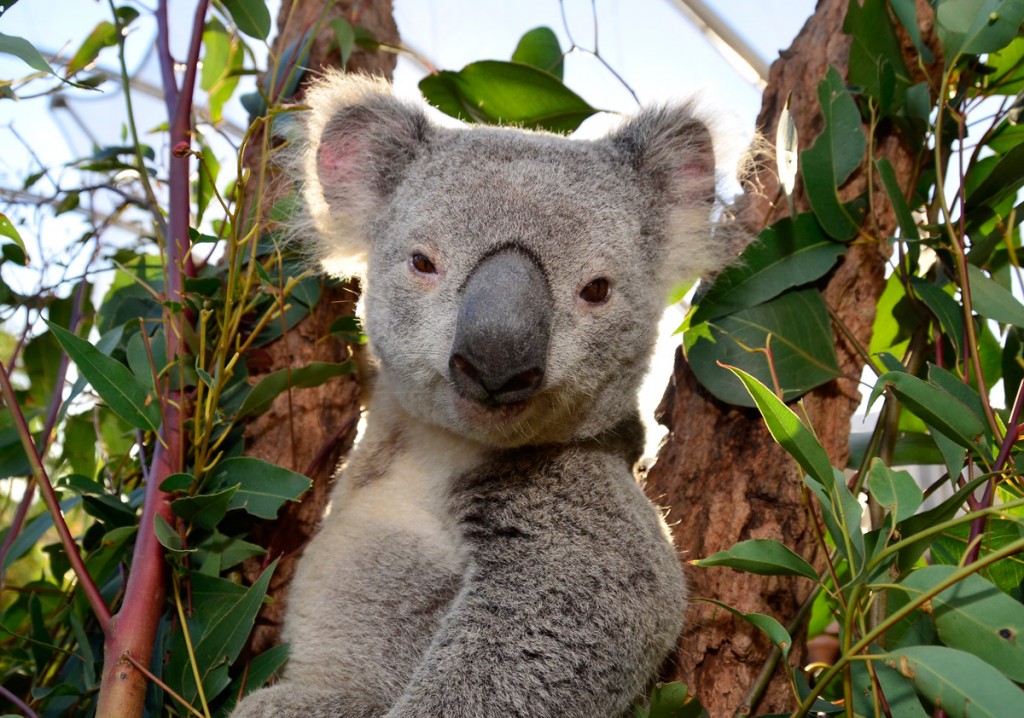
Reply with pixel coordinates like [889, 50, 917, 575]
[45, 321, 162, 432]
[196, 531, 267, 575]
[220, 644, 289, 709]
[800, 66, 866, 240]
[153, 514, 195, 555]
[887, 0, 935, 62]
[895, 475, 990, 574]
[932, 520, 1024, 595]
[900, 566, 1024, 680]
[222, 0, 271, 40]
[886, 645, 1024, 717]
[867, 459, 923, 526]
[172, 485, 239, 530]
[869, 371, 986, 452]
[722, 364, 835, 487]
[236, 361, 353, 418]
[910, 279, 963, 357]
[210, 457, 311, 519]
[965, 141, 1024, 213]
[0, 213, 28, 259]
[67, 21, 117, 76]
[966, 263, 1024, 327]
[698, 599, 793, 659]
[877, 158, 920, 241]
[419, 60, 598, 134]
[329, 18, 355, 67]
[694, 539, 818, 581]
[643, 682, 705, 718]
[183, 559, 278, 702]
[689, 214, 845, 324]
[0, 31, 58, 77]
[805, 468, 865, 570]
[851, 649, 928, 718]
[934, 0, 1024, 62]
[985, 35, 1024, 94]
[201, 19, 243, 124]
[511, 27, 564, 80]
[685, 289, 841, 407]
[844, 0, 911, 112]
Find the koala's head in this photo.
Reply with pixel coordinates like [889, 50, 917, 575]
[298, 73, 729, 448]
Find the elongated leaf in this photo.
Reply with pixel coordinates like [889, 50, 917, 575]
[643, 682, 705, 718]
[934, 0, 1024, 61]
[724, 365, 835, 486]
[869, 372, 986, 452]
[845, 0, 911, 112]
[895, 475, 990, 574]
[236, 361, 353, 418]
[210, 457, 311, 519]
[800, 67, 866, 240]
[887, 0, 934, 61]
[0, 31, 58, 76]
[698, 599, 793, 658]
[965, 141, 1024, 213]
[877, 158, 920, 240]
[46, 321, 161, 432]
[867, 458, 922, 526]
[222, 0, 271, 40]
[886, 645, 1024, 717]
[690, 214, 844, 324]
[221, 644, 289, 709]
[172, 485, 239, 531]
[967, 263, 1024, 327]
[900, 566, 1024, 680]
[694, 539, 818, 581]
[419, 60, 598, 133]
[183, 559, 278, 702]
[512, 26, 564, 79]
[910, 279, 963, 357]
[685, 289, 841, 407]
[0, 213, 28, 258]
[851, 650, 928, 718]
[67, 21, 117, 75]
[806, 468, 865, 569]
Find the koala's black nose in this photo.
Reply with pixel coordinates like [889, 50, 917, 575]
[449, 248, 551, 406]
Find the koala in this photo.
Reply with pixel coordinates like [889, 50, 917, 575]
[231, 72, 730, 718]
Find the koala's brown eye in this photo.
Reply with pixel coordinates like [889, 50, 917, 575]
[580, 278, 610, 304]
[411, 253, 437, 274]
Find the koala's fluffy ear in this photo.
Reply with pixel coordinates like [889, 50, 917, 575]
[608, 105, 728, 287]
[299, 72, 430, 276]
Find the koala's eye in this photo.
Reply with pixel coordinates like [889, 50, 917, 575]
[580, 278, 610, 304]
[411, 253, 437, 275]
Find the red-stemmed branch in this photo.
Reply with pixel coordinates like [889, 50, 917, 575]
[95, 1, 207, 715]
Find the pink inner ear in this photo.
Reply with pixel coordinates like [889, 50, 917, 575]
[317, 136, 364, 190]
[673, 156, 716, 205]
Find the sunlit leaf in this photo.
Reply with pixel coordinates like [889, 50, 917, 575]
[694, 539, 818, 581]
[512, 26, 564, 79]
[209, 457, 311, 519]
[419, 60, 598, 133]
[236, 360, 353, 418]
[934, 0, 1024, 62]
[67, 21, 117, 76]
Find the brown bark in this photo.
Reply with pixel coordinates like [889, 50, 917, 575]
[240, 0, 398, 653]
[645, 1, 941, 715]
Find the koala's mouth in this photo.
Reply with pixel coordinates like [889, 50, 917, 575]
[452, 392, 532, 425]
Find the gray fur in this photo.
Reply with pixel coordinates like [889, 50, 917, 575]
[231, 72, 731, 718]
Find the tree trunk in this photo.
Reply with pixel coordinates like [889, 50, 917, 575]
[240, 0, 398, 654]
[645, 1, 941, 714]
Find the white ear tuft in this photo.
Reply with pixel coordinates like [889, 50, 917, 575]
[297, 71, 429, 277]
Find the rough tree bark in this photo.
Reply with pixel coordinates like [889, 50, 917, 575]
[240, 0, 398, 653]
[645, 1, 941, 715]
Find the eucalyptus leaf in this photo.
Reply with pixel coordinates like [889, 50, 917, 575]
[222, 0, 271, 41]
[900, 566, 1024, 680]
[800, 66, 866, 240]
[886, 645, 1024, 717]
[966, 263, 1024, 327]
[698, 599, 792, 658]
[694, 539, 818, 582]
[419, 60, 598, 133]
[237, 361, 354, 418]
[722, 364, 835, 487]
[868, 371, 986, 452]
[512, 26, 564, 79]
[209, 457, 311, 519]
[867, 458, 922, 526]
[934, 0, 1024, 62]
[685, 289, 841, 407]
[46, 321, 162, 432]
[689, 214, 844, 325]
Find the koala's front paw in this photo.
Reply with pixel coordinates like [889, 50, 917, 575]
[229, 683, 385, 718]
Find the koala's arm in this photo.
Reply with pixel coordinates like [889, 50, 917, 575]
[384, 448, 686, 718]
